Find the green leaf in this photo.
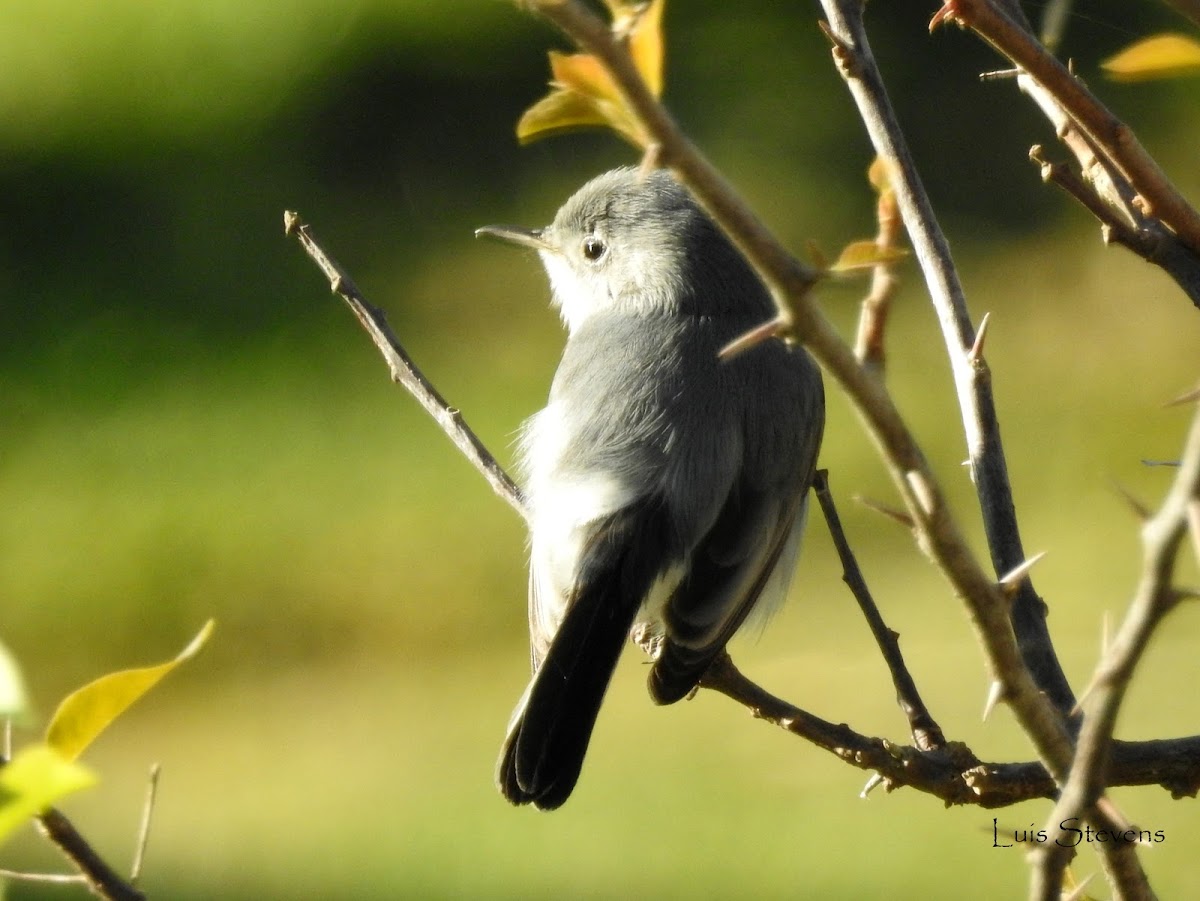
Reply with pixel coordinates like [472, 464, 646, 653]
[0, 745, 97, 847]
[0, 637, 30, 721]
[1102, 33, 1200, 82]
[46, 620, 214, 761]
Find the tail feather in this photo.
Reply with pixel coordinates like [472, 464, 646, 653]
[498, 499, 675, 809]
[497, 594, 632, 808]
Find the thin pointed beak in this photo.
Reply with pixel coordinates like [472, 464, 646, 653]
[475, 224, 557, 253]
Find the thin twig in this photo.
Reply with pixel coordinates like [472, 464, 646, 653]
[1160, 0, 1200, 29]
[1022, 116, 1200, 308]
[129, 764, 161, 884]
[812, 471, 945, 751]
[1030, 143, 1200, 306]
[969, 0, 1200, 309]
[0, 869, 88, 885]
[1035, 401, 1200, 898]
[283, 211, 527, 521]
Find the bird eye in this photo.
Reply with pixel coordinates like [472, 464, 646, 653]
[581, 236, 606, 261]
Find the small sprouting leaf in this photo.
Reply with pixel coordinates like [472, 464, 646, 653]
[0, 637, 29, 720]
[1102, 33, 1200, 82]
[868, 155, 896, 197]
[829, 240, 908, 273]
[0, 745, 96, 847]
[46, 620, 214, 761]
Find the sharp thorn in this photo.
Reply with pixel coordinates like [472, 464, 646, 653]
[1111, 481, 1151, 520]
[1165, 383, 1200, 407]
[998, 551, 1046, 595]
[853, 495, 915, 529]
[967, 313, 991, 364]
[982, 679, 1005, 722]
[719, 318, 785, 361]
[860, 773, 885, 799]
[1062, 873, 1097, 901]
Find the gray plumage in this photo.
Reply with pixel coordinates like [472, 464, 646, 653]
[477, 167, 824, 810]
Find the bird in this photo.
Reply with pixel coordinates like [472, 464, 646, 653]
[475, 167, 825, 810]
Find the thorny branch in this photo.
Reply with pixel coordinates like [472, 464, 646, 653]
[938, 0, 1200, 308]
[818, 0, 1076, 719]
[1034, 399, 1200, 898]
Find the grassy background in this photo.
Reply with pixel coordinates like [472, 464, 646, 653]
[2, 1, 1199, 897]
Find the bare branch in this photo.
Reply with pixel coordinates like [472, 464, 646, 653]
[283, 211, 527, 521]
[1026, 132, 1200, 309]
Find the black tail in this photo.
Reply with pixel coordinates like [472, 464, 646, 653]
[497, 500, 675, 810]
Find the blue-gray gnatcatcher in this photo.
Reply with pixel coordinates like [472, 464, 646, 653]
[476, 167, 825, 810]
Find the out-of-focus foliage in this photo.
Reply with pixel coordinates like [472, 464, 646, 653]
[0, 747, 95, 848]
[1103, 32, 1200, 81]
[1, 1, 1198, 898]
[0, 638, 29, 721]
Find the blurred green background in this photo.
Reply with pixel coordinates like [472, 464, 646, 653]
[2, 1, 1199, 897]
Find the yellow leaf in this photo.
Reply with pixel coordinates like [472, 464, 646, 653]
[630, 0, 666, 98]
[1102, 33, 1200, 82]
[829, 239, 908, 273]
[0, 746, 96, 847]
[517, 89, 612, 144]
[550, 51, 621, 103]
[46, 620, 214, 761]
